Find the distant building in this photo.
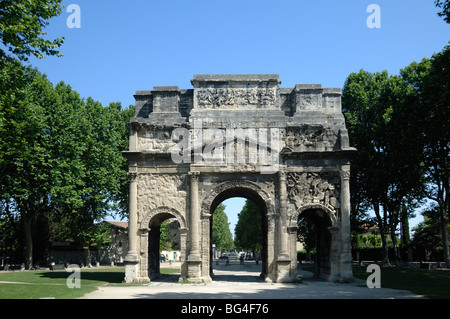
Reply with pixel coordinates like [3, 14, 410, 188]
[358, 220, 380, 235]
[97, 221, 129, 265]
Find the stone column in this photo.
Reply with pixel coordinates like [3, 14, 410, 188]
[340, 167, 353, 281]
[276, 169, 291, 282]
[278, 170, 289, 259]
[124, 172, 139, 283]
[178, 227, 188, 282]
[186, 171, 202, 282]
[328, 225, 341, 282]
[188, 171, 200, 261]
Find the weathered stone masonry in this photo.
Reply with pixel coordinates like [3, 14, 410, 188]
[123, 74, 356, 283]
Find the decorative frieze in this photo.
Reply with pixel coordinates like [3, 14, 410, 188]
[196, 87, 278, 109]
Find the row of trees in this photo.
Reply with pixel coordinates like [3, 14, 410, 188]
[0, 58, 134, 267]
[0, 0, 134, 267]
[210, 200, 262, 257]
[342, 44, 449, 266]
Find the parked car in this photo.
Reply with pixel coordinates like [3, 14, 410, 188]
[228, 252, 238, 260]
[219, 253, 228, 260]
[245, 254, 255, 260]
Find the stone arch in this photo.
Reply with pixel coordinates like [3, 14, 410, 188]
[295, 204, 336, 280]
[200, 180, 275, 281]
[140, 206, 187, 230]
[140, 206, 186, 281]
[202, 180, 275, 215]
[295, 203, 337, 226]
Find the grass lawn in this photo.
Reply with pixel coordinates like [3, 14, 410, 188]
[303, 266, 450, 299]
[0, 267, 180, 299]
[352, 266, 450, 299]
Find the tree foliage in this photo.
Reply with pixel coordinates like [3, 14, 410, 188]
[0, 59, 133, 267]
[0, 0, 65, 61]
[234, 200, 261, 254]
[159, 219, 176, 251]
[343, 45, 450, 266]
[342, 69, 423, 264]
[435, 0, 450, 23]
[211, 203, 234, 252]
[402, 45, 450, 266]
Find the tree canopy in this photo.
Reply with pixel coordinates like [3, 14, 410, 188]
[343, 45, 450, 266]
[211, 203, 234, 252]
[234, 200, 262, 254]
[0, 59, 133, 267]
[0, 0, 65, 61]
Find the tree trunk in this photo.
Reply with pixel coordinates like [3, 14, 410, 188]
[400, 203, 412, 262]
[22, 213, 34, 269]
[390, 230, 400, 265]
[440, 206, 450, 268]
[84, 247, 91, 267]
[373, 202, 390, 265]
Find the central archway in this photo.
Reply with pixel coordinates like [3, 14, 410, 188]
[201, 180, 275, 282]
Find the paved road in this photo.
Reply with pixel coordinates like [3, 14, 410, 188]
[80, 262, 425, 299]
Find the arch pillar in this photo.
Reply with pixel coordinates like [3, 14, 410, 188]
[124, 172, 139, 283]
[339, 167, 353, 282]
[275, 169, 293, 282]
[185, 171, 203, 283]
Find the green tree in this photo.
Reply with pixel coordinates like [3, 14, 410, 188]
[412, 204, 450, 261]
[159, 219, 175, 251]
[435, 0, 450, 23]
[212, 204, 234, 252]
[0, 60, 134, 267]
[0, 0, 65, 61]
[342, 69, 424, 265]
[234, 200, 261, 256]
[402, 46, 450, 267]
[0, 62, 59, 268]
[297, 216, 315, 260]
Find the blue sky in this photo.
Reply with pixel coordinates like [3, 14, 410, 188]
[27, 0, 449, 233]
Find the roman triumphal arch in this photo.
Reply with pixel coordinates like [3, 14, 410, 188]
[122, 74, 356, 283]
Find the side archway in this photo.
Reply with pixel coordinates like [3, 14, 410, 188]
[295, 204, 337, 280]
[140, 206, 187, 281]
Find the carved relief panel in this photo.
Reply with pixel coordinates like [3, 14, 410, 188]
[138, 129, 175, 152]
[195, 86, 278, 109]
[285, 127, 339, 151]
[287, 172, 340, 213]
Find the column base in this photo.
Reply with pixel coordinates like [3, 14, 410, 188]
[339, 253, 354, 282]
[275, 258, 292, 283]
[124, 260, 139, 283]
[124, 251, 138, 263]
[186, 259, 202, 283]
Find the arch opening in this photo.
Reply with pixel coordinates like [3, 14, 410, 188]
[208, 187, 269, 282]
[147, 212, 182, 281]
[297, 208, 333, 280]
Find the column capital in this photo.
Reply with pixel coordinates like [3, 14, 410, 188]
[188, 171, 200, 180]
[340, 170, 350, 181]
[278, 169, 287, 181]
[128, 172, 138, 182]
